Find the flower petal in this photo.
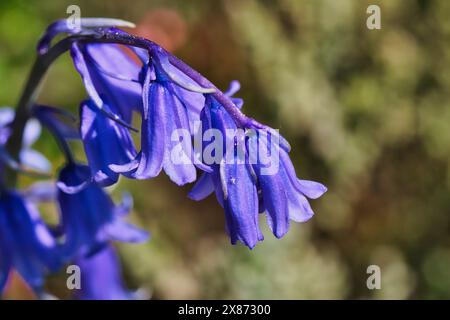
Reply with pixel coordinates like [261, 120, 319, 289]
[209, 103, 262, 248]
[224, 80, 241, 97]
[220, 160, 262, 249]
[80, 100, 136, 186]
[57, 164, 113, 258]
[114, 193, 133, 217]
[276, 159, 316, 223]
[0, 107, 14, 127]
[131, 80, 166, 179]
[297, 179, 328, 199]
[23, 119, 41, 147]
[162, 84, 196, 185]
[104, 220, 149, 243]
[84, 43, 143, 121]
[188, 172, 215, 201]
[109, 160, 139, 174]
[71, 43, 136, 131]
[168, 82, 205, 133]
[75, 245, 140, 300]
[20, 149, 51, 173]
[0, 191, 59, 292]
[56, 163, 92, 194]
[231, 98, 243, 109]
[25, 181, 57, 203]
[249, 134, 290, 238]
[259, 173, 290, 238]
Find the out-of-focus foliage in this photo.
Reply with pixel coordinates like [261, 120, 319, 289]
[0, 0, 449, 299]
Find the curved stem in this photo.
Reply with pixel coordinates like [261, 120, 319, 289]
[4, 35, 91, 186]
[4, 27, 261, 187]
[95, 29, 259, 128]
[167, 54, 261, 128]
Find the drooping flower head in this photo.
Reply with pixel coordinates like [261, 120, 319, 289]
[79, 99, 137, 187]
[33, 103, 150, 260]
[4, 18, 332, 301]
[56, 162, 149, 259]
[63, 24, 326, 249]
[189, 93, 327, 248]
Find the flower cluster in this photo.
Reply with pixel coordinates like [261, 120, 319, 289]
[0, 18, 326, 298]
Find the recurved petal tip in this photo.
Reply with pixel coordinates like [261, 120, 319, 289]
[297, 179, 328, 199]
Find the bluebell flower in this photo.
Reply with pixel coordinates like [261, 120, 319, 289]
[111, 47, 211, 184]
[33, 19, 326, 254]
[71, 43, 143, 125]
[126, 49, 212, 183]
[189, 97, 262, 248]
[56, 162, 149, 259]
[70, 43, 141, 186]
[75, 245, 145, 300]
[0, 190, 59, 294]
[80, 99, 137, 187]
[189, 96, 327, 249]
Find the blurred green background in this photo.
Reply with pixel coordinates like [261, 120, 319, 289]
[1, 0, 450, 299]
